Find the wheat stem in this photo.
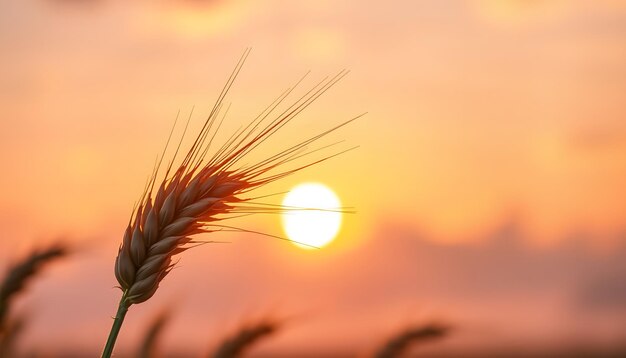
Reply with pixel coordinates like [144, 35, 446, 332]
[101, 293, 129, 358]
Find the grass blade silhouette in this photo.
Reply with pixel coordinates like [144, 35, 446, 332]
[374, 323, 450, 358]
[0, 244, 67, 331]
[0, 312, 27, 358]
[211, 319, 279, 358]
[138, 309, 171, 358]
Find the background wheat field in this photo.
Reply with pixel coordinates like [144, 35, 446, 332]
[1, 0, 626, 357]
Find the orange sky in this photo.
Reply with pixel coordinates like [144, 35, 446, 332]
[1, 0, 626, 356]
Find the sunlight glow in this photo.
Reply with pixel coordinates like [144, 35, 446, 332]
[281, 183, 342, 249]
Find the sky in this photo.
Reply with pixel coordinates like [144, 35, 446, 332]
[1, 0, 626, 356]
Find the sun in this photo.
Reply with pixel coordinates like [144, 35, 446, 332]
[281, 183, 342, 249]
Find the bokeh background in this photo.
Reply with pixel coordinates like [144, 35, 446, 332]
[1, 0, 626, 356]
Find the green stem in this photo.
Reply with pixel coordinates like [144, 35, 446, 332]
[101, 294, 129, 358]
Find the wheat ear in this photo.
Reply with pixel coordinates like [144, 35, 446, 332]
[0, 244, 67, 331]
[210, 319, 279, 358]
[374, 323, 449, 358]
[101, 49, 360, 357]
[138, 309, 171, 358]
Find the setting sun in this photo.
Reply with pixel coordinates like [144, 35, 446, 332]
[281, 183, 342, 249]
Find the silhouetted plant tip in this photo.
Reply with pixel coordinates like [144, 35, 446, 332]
[138, 309, 171, 358]
[0, 243, 68, 331]
[211, 319, 279, 358]
[374, 323, 450, 358]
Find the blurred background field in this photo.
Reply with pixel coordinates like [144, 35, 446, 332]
[1, 0, 626, 356]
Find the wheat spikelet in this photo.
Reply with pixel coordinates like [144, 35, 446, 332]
[138, 309, 171, 358]
[0, 244, 67, 331]
[113, 51, 358, 304]
[103, 49, 360, 357]
[210, 319, 279, 358]
[374, 323, 449, 358]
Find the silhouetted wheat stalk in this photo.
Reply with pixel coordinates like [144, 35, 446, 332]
[101, 49, 360, 357]
[0, 244, 67, 331]
[138, 309, 170, 358]
[211, 319, 279, 358]
[374, 323, 449, 358]
[0, 312, 27, 358]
